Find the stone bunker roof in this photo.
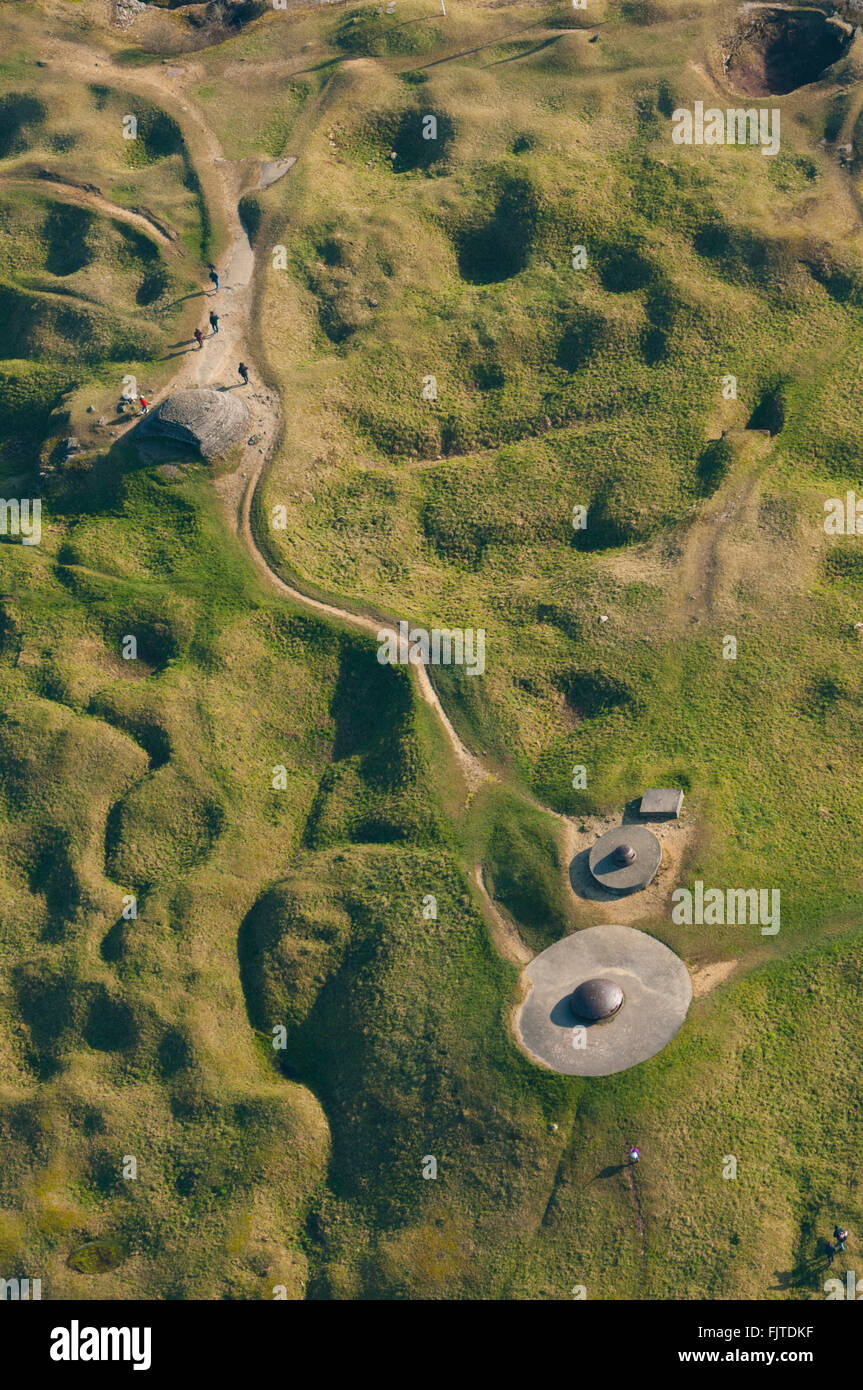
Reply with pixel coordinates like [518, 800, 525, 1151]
[153, 388, 249, 459]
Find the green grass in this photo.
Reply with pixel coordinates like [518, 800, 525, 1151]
[1, 0, 863, 1303]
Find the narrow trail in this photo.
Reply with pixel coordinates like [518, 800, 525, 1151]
[0, 170, 177, 246]
[674, 432, 773, 631]
[39, 30, 729, 978]
[473, 865, 533, 966]
[39, 35, 509, 925]
[624, 1163, 648, 1281]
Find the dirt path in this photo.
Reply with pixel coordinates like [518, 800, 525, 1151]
[237, 456, 489, 795]
[623, 1162, 648, 1280]
[39, 33, 489, 793]
[473, 866, 533, 966]
[674, 430, 774, 631]
[40, 30, 706, 975]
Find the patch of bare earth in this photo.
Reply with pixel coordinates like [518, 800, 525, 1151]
[690, 958, 738, 998]
[560, 811, 695, 926]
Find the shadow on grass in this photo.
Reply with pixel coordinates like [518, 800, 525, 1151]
[583, 1162, 628, 1186]
[157, 290, 208, 313]
[484, 36, 561, 66]
[770, 1235, 838, 1296]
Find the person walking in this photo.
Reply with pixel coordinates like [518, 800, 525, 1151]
[834, 1227, 848, 1252]
[238, 361, 249, 385]
[208, 264, 219, 291]
[209, 312, 219, 335]
[194, 327, 204, 350]
[626, 1144, 640, 1166]
[139, 395, 149, 415]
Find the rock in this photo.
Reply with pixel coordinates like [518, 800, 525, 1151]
[599, 614, 608, 623]
[86, 405, 95, 413]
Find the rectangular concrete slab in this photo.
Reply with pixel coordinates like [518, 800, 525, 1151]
[640, 788, 683, 817]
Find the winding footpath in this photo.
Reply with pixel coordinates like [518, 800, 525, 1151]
[39, 32, 720, 977]
[40, 34, 523, 943]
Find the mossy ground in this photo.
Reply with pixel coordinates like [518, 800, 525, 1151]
[0, 0, 861, 1301]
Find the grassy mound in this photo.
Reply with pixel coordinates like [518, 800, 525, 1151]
[333, 6, 444, 59]
[105, 765, 226, 889]
[238, 874, 352, 1034]
[303, 643, 441, 848]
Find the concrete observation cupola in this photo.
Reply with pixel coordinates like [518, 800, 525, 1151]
[588, 824, 662, 894]
[515, 924, 693, 1077]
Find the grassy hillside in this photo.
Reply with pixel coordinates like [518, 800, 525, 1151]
[250, 0, 863, 949]
[0, 0, 861, 1302]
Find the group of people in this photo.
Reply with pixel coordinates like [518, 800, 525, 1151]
[192, 264, 250, 386]
[616, 1144, 851, 1279]
[137, 262, 251, 415]
[193, 311, 219, 349]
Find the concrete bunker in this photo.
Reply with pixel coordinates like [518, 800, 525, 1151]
[150, 387, 249, 460]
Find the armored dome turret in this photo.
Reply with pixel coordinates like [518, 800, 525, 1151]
[570, 977, 624, 1022]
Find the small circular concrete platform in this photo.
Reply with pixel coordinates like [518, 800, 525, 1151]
[588, 825, 662, 894]
[516, 924, 692, 1076]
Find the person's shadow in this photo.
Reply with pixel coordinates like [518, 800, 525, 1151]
[770, 1240, 834, 1294]
[583, 1163, 627, 1187]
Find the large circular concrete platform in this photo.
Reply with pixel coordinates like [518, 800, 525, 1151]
[515, 924, 692, 1076]
[588, 825, 662, 894]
